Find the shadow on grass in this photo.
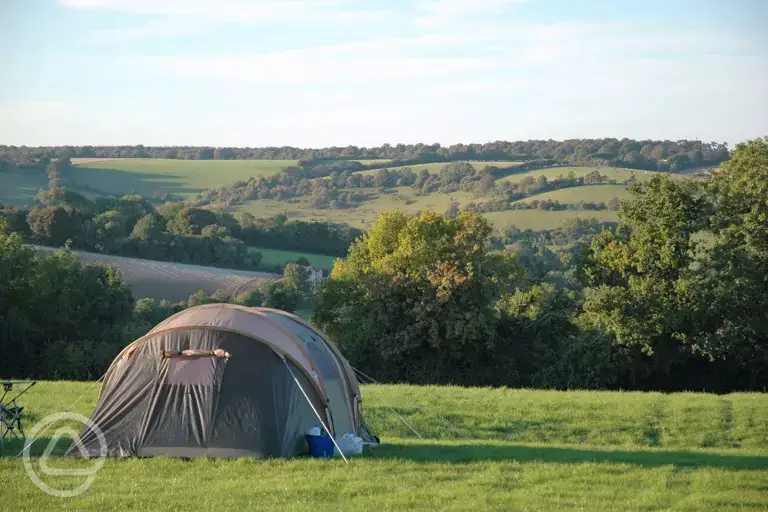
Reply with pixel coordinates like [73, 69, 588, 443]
[365, 442, 768, 470]
[71, 167, 203, 197]
[4, 437, 766, 472]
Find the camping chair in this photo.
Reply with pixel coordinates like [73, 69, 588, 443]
[0, 381, 36, 447]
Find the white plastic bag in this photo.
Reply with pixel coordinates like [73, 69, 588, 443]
[336, 432, 364, 456]
[307, 425, 322, 436]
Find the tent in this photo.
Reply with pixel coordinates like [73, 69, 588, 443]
[71, 304, 377, 458]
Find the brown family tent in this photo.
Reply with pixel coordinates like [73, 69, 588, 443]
[70, 304, 377, 459]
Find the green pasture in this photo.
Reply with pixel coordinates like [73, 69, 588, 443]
[250, 246, 338, 269]
[354, 160, 525, 177]
[498, 166, 689, 185]
[233, 187, 483, 229]
[71, 159, 298, 199]
[0, 382, 766, 511]
[0, 167, 49, 206]
[484, 209, 619, 230]
[515, 184, 633, 205]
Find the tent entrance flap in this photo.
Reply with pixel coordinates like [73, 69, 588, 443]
[137, 354, 226, 456]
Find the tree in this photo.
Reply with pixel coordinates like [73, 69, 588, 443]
[444, 201, 460, 219]
[0, 233, 134, 379]
[313, 210, 524, 384]
[130, 213, 165, 241]
[283, 263, 310, 295]
[263, 281, 299, 312]
[27, 205, 87, 246]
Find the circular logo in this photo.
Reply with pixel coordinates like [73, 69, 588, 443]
[22, 412, 107, 498]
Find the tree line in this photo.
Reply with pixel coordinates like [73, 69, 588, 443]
[1, 138, 728, 172]
[312, 139, 768, 392]
[0, 187, 360, 272]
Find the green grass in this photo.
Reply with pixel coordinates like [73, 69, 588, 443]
[250, 246, 338, 269]
[233, 188, 483, 230]
[0, 167, 49, 206]
[498, 166, 689, 185]
[232, 187, 622, 231]
[0, 382, 766, 511]
[71, 159, 298, 200]
[515, 185, 633, 205]
[355, 160, 525, 177]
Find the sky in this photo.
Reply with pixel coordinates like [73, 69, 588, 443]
[1, 0, 766, 147]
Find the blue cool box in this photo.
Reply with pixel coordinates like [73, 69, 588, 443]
[306, 434, 335, 458]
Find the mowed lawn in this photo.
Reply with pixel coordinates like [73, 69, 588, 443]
[71, 159, 298, 199]
[0, 382, 766, 511]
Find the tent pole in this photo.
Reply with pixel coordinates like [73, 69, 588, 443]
[280, 357, 349, 464]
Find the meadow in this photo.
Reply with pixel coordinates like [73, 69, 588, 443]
[513, 184, 633, 205]
[0, 167, 49, 205]
[233, 185, 622, 230]
[0, 382, 766, 511]
[69, 158, 392, 200]
[249, 246, 339, 270]
[71, 159, 299, 200]
[355, 160, 525, 177]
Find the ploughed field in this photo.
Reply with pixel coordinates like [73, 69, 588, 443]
[31, 245, 280, 301]
[0, 382, 765, 511]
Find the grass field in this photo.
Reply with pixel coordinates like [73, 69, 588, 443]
[249, 246, 338, 269]
[0, 167, 49, 205]
[355, 160, 525, 177]
[514, 184, 633, 205]
[0, 382, 765, 511]
[233, 189, 621, 231]
[70, 159, 391, 200]
[233, 187, 483, 229]
[31, 245, 279, 301]
[71, 158, 298, 200]
[498, 166, 689, 185]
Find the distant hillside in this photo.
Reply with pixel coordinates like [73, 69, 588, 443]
[1, 138, 729, 172]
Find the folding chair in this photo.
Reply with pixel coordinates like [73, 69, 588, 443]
[0, 381, 36, 447]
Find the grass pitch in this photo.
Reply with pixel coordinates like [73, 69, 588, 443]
[0, 381, 765, 511]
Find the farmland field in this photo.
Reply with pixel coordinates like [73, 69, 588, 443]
[484, 209, 619, 230]
[31, 246, 279, 301]
[355, 160, 526, 177]
[515, 184, 633, 205]
[233, 187, 622, 231]
[249, 246, 339, 270]
[233, 187, 484, 229]
[497, 166, 689, 185]
[71, 159, 299, 199]
[0, 167, 49, 205]
[0, 382, 766, 511]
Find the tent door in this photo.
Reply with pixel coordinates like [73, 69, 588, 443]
[137, 354, 227, 457]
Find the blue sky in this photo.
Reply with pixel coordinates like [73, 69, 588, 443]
[1, 0, 766, 147]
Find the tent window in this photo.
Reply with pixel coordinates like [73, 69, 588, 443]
[167, 356, 218, 386]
